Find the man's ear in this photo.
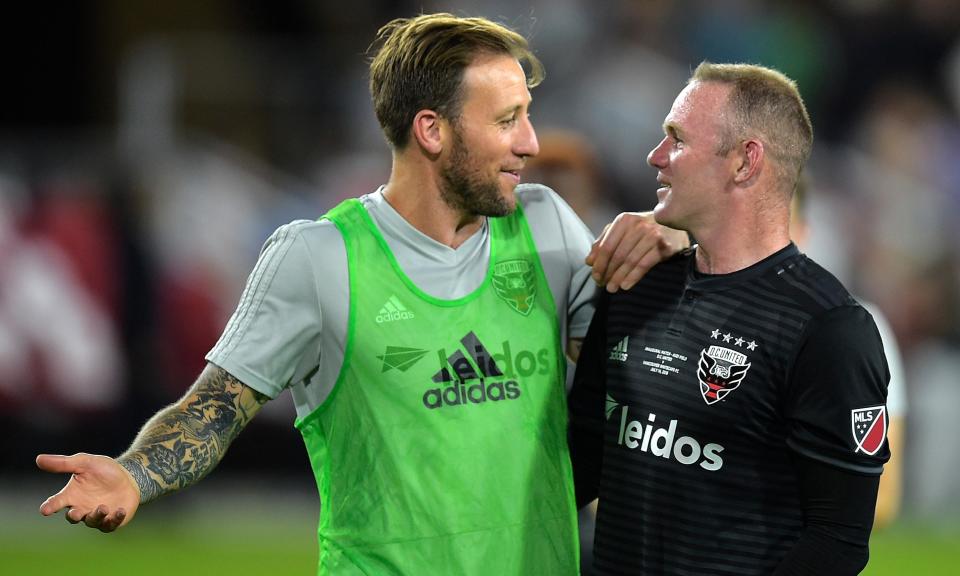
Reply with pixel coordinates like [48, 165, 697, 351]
[411, 109, 444, 155]
[733, 138, 764, 185]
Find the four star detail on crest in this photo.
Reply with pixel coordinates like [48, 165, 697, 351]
[711, 329, 758, 351]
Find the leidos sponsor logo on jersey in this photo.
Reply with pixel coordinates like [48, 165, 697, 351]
[423, 331, 551, 410]
[613, 401, 724, 471]
[376, 295, 415, 323]
[851, 406, 887, 455]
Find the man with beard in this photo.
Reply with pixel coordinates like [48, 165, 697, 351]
[36, 13, 684, 575]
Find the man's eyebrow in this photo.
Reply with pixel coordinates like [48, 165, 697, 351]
[497, 97, 531, 118]
[664, 123, 681, 138]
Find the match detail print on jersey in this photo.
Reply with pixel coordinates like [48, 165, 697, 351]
[638, 345, 686, 377]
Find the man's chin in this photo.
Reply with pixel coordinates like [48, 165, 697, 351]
[490, 188, 517, 216]
[652, 203, 670, 225]
[486, 201, 516, 218]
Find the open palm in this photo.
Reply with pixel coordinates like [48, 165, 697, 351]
[36, 453, 141, 532]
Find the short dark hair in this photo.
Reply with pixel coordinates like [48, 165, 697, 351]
[692, 62, 813, 193]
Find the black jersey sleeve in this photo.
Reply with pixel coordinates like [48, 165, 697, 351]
[772, 455, 878, 575]
[784, 305, 890, 474]
[568, 291, 609, 508]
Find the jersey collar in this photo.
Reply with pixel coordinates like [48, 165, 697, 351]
[686, 243, 801, 292]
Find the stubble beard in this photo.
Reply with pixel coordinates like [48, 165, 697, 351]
[439, 128, 514, 218]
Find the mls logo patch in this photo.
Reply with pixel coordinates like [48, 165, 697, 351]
[492, 259, 536, 316]
[851, 406, 887, 455]
[697, 345, 751, 404]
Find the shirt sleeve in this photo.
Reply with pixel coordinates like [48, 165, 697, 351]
[551, 194, 598, 342]
[784, 305, 891, 474]
[772, 455, 878, 575]
[568, 291, 609, 508]
[518, 184, 598, 341]
[206, 220, 324, 399]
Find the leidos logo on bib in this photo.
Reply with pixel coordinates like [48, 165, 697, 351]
[612, 400, 724, 471]
[422, 331, 550, 410]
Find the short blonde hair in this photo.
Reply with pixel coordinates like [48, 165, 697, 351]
[692, 62, 813, 192]
[369, 13, 544, 149]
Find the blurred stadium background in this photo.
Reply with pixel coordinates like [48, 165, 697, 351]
[2, 1, 959, 574]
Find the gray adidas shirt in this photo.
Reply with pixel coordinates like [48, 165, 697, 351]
[207, 184, 597, 420]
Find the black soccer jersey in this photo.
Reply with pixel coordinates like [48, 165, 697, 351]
[569, 243, 890, 576]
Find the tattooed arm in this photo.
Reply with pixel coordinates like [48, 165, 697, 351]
[117, 363, 269, 503]
[36, 363, 269, 532]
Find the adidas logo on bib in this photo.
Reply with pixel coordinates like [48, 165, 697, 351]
[376, 295, 415, 323]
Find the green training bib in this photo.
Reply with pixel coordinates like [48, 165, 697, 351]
[295, 199, 579, 575]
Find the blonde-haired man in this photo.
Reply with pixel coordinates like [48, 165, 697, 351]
[37, 13, 684, 575]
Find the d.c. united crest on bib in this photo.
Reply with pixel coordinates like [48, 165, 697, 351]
[492, 259, 536, 315]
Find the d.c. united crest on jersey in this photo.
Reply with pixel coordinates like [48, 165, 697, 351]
[851, 406, 887, 455]
[697, 345, 751, 404]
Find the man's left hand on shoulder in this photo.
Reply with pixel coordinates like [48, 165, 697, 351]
[587, 211, 689, 293]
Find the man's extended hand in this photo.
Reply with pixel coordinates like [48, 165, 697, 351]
[587, 211, 689, 292]
[37, 453, 141, 532]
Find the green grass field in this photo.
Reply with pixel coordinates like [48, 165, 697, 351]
[5, 479, 958, 575]
[864, 526, 960, 575]
[7, 521, 957, 575]
[6, 479, 319, 576]
[5, 523, 316, 575]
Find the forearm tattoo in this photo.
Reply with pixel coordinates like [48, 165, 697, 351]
[117, 366, 269, 504]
